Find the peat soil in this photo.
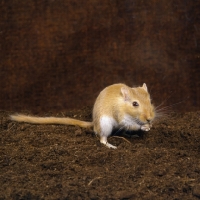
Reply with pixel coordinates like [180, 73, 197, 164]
[0, 108, 200, 200]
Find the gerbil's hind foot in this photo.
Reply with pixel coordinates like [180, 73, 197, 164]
[105, 142, 117, 149]
[100, 136, 117, 149]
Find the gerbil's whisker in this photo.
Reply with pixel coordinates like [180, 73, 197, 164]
[114, 126, 125, 135]
[134, 118, 144, 125]
[155, 95, 189, 113]
[155, 101, 184, 113]
[154, 99, 187, 123]
[154, 92, 175, 110]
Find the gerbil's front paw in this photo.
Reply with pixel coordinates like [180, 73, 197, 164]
[141, 124, 151, 132]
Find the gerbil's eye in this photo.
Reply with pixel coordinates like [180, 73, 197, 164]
[132, 101, 139, 107]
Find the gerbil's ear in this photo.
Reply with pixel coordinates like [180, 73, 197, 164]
[142, 83, 148, 92]
[121, 87, 130, 101]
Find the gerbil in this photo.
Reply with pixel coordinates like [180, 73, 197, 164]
[10, 83, 155, 149]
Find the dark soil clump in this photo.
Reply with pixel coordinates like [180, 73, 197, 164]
[1, 108, 200, 199]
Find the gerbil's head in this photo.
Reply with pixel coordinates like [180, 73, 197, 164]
[120, 83, 155, 125]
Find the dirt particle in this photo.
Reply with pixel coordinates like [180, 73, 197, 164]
[114, 190, 136, 199]
[193, 185, 200, 198]
[75, 128, 82, 136]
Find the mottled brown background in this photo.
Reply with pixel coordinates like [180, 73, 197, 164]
[0, 0, 199, 113]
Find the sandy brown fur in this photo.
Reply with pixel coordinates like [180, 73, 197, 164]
[10, 83, 155, 149]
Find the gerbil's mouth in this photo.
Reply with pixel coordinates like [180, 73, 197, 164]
[135, 118, 153, 126]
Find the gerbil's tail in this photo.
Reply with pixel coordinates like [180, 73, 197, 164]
[10, 114, 93, 128]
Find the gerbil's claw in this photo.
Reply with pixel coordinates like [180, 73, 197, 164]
[141, 124, 151, 132]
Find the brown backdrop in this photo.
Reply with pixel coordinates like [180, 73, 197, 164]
[0, 0, 199, 114]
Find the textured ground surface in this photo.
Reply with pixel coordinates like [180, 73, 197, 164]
[1, 108, 200, 199]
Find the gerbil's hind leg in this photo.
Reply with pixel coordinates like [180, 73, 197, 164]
[95, 116, 117, 149]
[100, 136, 117, 149]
